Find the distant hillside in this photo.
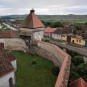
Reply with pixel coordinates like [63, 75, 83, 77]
[0, 14, 87, 23]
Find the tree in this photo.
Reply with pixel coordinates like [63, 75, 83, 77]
[69, 70, 80, 81]
[77, 63, 87, 76]
[72, 55, 84, 66]
[52, 21, 63, 28]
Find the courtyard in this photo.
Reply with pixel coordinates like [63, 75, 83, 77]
[12, 51, 57, 87]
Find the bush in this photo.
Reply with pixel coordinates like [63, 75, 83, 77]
[42, 38, 50, 42]
[31, 60, 37, 65]
[77, 63, 87, 76]
[72, 55, 84, 66]
[52, 66, 60, 76]
[69, 70, 80, 81]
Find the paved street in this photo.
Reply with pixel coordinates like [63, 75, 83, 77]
[51, 41, 87, 57]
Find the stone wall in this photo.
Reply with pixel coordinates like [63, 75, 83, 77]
[0, 38, 27, 52]
[29, 45, 60, 66]
[29, 41, 71, 87]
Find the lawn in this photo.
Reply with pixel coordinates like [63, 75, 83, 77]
[12, 51, 57, 87]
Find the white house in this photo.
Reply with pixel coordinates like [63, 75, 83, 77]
[0, 43, 16, 87]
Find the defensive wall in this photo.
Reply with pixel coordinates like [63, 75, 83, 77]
[0, 38, 71, 87]
[0, 38, 27, 52]
[29, 40, 71, 87]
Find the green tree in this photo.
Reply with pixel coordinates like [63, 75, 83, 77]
[77, 63, 87, 76]
[52, 21, 63, 28]
[72, 56, 84, 66]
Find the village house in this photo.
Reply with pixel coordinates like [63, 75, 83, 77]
[71, 36, 85, 46]
[70, 33, 87, 46]
[20, 9, 45, 43]
[51, 26, 74, 41]
[0, 43, 16, 87]
[69, 77, 87, 87]
[44, 27, 57, 37]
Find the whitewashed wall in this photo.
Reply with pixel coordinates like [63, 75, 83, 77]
[11, 60, 17, 71]
[0, 72, 15, 87]
[33, 31, 44, 41]
[52, 33, 61, 40]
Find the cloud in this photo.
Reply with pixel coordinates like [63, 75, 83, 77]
[0, 0, 87, 15]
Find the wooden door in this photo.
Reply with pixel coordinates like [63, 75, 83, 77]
[9, 78, 13, 87]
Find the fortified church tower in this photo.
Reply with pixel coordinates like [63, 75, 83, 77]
[20, 9, 45, 43]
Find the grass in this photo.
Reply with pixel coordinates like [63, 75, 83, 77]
[68, 43, 83, 48]
[12, 51, 57, 87]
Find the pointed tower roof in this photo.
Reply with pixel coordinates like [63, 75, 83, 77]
[69, 77, 87, 87]
[21, 9, 45, 29]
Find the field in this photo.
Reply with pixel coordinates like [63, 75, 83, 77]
[12, 51, 57, 87]
[1, 15, 87, 23]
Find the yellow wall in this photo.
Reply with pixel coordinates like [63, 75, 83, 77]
[71, 37, 85, 46]
[62, 36, 67, 41]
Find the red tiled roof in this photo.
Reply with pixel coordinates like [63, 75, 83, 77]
[0, 49, 16, 77]
[21, 9, 45, 29]
[69, 78, 87, 87]
[53, 27, 73, 34]
[44, 27, 57, 33]
[0, 30, 16, 38]
[0, 61, 14, 77]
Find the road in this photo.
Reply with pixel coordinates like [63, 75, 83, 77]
[51, 41, 87, 57]
[3, 22, 17, 30]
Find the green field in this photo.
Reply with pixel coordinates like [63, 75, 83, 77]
[12, 51, 57, 87]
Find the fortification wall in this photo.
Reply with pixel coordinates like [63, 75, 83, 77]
[0, 38, 71, 87]
[0, 38, 27, 52]
[29, 41, 71, 87]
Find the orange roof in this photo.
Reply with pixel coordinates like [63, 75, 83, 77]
[21, 9, 45, 29]
[69, 78, 87, 87]
[44, 27, 57, 33]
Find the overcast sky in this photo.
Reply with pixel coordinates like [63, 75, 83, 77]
[0, 0, 87, 15]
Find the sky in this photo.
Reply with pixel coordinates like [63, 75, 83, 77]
[0, 0, 87, 15]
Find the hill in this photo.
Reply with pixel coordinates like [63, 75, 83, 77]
[0, 14, 87, 23]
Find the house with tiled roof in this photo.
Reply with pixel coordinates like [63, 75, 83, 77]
[20, 9, 45, 42]
[0, 43, 16, 87]
[51, 26, 73, 41]
[70, 33, 87, 46]
[44, 27, 57, 37]
[69, 77, 87, 87]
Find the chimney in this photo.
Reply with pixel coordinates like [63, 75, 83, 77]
[30, 9, 35, 13]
